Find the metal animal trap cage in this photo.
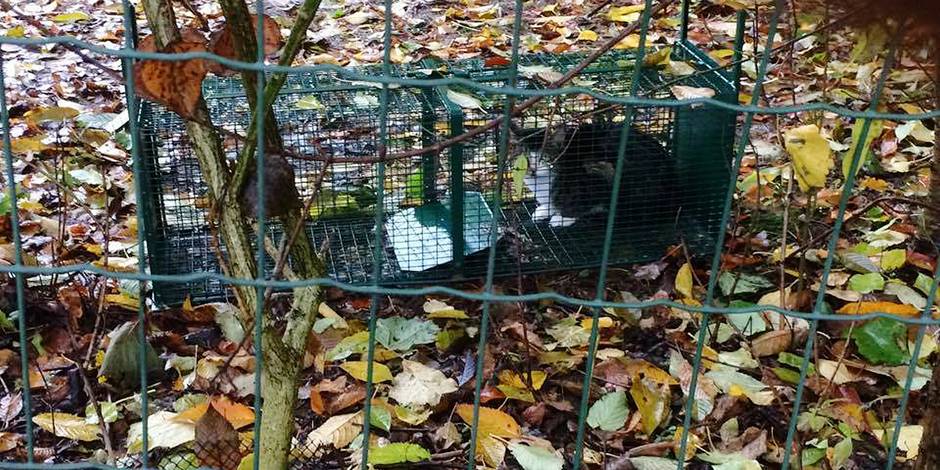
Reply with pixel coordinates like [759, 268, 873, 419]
[138, 45, 736, 306]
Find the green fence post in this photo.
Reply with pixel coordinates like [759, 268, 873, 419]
[119, 0, 151, 462]
[0, 49, 35, 467]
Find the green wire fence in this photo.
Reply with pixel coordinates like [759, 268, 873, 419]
[1, 0, 940, 469]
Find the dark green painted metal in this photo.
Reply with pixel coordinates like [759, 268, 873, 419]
[119, 1, 151, 462]
[780, 28, 903, 470]
[0, 1, 937, 469]
[574, 1, 654, 468]
[675, 0, 785, 466]
[0, 47, 34, 467]
[732, 10, 747, 94]
[448, 106, 466, 274]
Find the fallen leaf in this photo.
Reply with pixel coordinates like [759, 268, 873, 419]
[133, 37, 210, 119]
[195, 405, 241, 470]
[785, 125, 832, 192]
[341, 360, 393, 383]
[32, 413, 99, 442]
[388, 360, 457, 407]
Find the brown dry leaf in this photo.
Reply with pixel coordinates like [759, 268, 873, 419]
[133, 38, 209, 119]
[137, 29, 206, 53]
[0, 393, 23, 427]
[750, 329, 793, 358]
[194, 405, 242, 470]
[208, 15, 282, 76]
[0, 432, 20, 453]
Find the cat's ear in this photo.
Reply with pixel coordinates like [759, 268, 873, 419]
[546, 124, 568, 149]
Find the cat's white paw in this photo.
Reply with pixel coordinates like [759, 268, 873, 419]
[550, 215, 577, 228]
[532, 205, 552, 222]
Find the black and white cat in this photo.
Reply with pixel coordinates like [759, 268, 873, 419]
[511, 119, 677, 229]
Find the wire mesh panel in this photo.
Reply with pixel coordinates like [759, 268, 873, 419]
[138, 45, 736, 305]
[4, 0, 940, 469]
[139, 70, 451, 305]
[427, 45, 736, 278]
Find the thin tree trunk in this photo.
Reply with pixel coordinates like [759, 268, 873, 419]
[139, 0, 259, 316]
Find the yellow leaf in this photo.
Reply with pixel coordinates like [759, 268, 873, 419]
[675, 263, 693, 299]
[423, 299, 468, 319]
[576, 30, 598, 41]
[10, 136, 49, 154]
[104, 293, 139, 310]
[785, 124, 832, 192]
[580, 316, 614, 330]
[341, 360, 393, 383]
[836, 301, 920, 317]
[496, 385, 534, 403]
[630, 377, 670, 435]
[644, 47, 672, 67]
[456, 405, 520, 439]
[728, 383, 747, 398]
[620, 358, 677, 385]
[607, 5, 644, 22]
[497, 370, 547, 390]
[394, 405, 432, 425]
[457, 405, 518, 466]
[25, 106, 79, 125]
[860, 176, 889, 191]
[709, 49, 736, 59]
[842, 118, 884, 178]
[33, 412, 100, 442]
[52, 12, 90, 23]
[615, 34, 641, 49]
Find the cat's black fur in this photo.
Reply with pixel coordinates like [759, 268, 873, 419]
[511, 120, 679, 229]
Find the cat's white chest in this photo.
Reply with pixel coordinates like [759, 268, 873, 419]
[522, 152, 577, 228]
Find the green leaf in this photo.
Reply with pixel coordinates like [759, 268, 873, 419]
[718, 272, 774, 297]
[52, 12, 91, 23]
[435, 328, 465, 351]
[368, 442, 431, 465]
[879, 249, 906, 272]
[99, 321, 164, 389]
[832, 438, 853, 469]
[375, 317, 439, 352]
[158, 452, 199, 470]
[842, 118, 884, 178]
[369, 407, 392, 432]
[852, 317, 909, 365]
[848, 273, 884, 293]
[586, 391, 629, 431]
[629, 457, 682, 470]
[406, 169, 424, 201]
[777, 352, 815, 375]
[326, 331, 370, 361]
[509, 442, 564, 470]
[772, 367, 801, 384]
[296, 95, 325, 110]
[801, 442, 827, 467]
[85, 401, 120, 424]
[915, 273, 937, 297]
[546, 316, 590, 348]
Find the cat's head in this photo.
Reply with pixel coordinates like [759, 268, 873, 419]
[508, 119, 569, 162]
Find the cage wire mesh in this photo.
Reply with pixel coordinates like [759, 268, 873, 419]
[140, 44, 736, 306]
[1, 0, 940, 469]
